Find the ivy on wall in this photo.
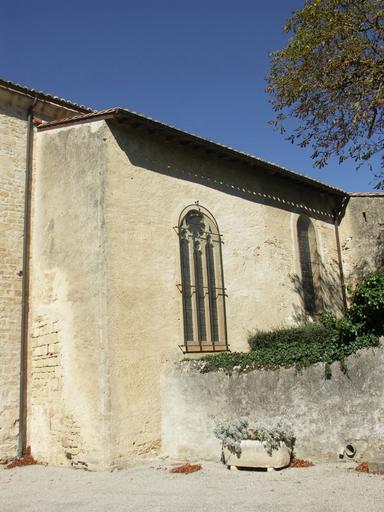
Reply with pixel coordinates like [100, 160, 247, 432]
[195, 269, 384, 376]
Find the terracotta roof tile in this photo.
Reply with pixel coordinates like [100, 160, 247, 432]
[0, 77, 93, 113]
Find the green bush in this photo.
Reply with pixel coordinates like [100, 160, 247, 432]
[202, 324, 379, 373]
[248, 322, 333, 351]
[200, 324, 379, 374]
[348, 268, 384, 335]
[194, 269, 383, 375]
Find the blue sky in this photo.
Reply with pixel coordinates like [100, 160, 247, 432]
[2, 0, 379, 191]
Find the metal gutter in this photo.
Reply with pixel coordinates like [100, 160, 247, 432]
[18, 99, 37, 458]
[37, 108, 118, 131]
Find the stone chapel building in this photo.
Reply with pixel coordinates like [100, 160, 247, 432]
[0, 78, 383, 469]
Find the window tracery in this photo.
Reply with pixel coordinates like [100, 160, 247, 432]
[178, 204, 228, 352]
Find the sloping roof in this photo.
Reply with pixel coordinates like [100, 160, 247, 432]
[0, 77, 93, 113]
[37, 107, 348, 197]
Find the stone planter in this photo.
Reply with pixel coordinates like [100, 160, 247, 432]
[222, 440, 291, 470]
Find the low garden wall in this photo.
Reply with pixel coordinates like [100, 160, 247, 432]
[161, 345, 384, 462]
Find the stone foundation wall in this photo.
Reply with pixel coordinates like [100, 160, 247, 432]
[161, 345, 384, 463]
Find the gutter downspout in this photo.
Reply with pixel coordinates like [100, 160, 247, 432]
[333, 199, 348, 313]
[18, 98, 37, 458]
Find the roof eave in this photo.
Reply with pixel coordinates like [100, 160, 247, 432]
[0, 77, 93, 114]
[115, 109, 347, 198]
[37, 107, 348, 198]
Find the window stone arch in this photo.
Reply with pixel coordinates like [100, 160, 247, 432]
[178, 204, 228, 352]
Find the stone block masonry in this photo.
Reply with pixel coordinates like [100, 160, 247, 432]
[29, 317, 81, 464]
[0, 102, 27, 462]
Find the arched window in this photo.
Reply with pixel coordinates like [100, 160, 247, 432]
[297, 215, 322, 317]
[178, 204, 228, 352]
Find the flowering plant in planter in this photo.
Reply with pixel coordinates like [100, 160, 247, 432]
[214, 417, 294, 457]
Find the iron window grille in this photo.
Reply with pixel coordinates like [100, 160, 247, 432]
[176, 203, 228, 353]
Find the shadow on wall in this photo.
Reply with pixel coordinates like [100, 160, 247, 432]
[352, 229, 384, 283]
[289, 258, 345, 323]
[108, 121, 346, 325]
[108, 121, 342, 225]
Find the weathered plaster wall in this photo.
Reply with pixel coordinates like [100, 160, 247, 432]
[0, 89, 91, 462]
[28, 119, 347, 469]
[340, 195, 384, 285]
[103, 121, 344, 466]
[0, 102, 27, 461]
[161, 346, 384, 462]
[29, 121, 111, 469]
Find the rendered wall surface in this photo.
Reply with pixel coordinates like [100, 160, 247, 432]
[1, 80, 382, 469]
[27, 119, 346, 468]
[28, 118, 384, 469]
[28, 121, 111, 469]
[103, 121, 344, 466]
[0, 102, 27, 461]
[161, 345, 384, 462]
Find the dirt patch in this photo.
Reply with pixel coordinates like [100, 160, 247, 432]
[169, 463, 202, 474]
[355, 462, 369, 473]
[289, 458, 314, 468]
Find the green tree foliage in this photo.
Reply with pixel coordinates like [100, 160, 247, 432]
[348, 268, 384, 334]
[267, 0, 384, 187]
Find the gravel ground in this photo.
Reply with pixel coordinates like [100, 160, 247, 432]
[1, 460, 383, 512]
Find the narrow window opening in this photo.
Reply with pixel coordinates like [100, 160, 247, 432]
[180, 228, 193, 342]
[193, 239, 207, 342]
[206, 234, 219, 342]
[297, 214, 322, 317]
[178, 205, 228, 352]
